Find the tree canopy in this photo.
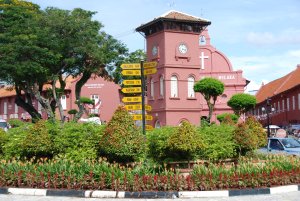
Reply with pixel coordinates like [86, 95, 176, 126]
[0, 0, 128, 122]
[227, 93, 256, 116]
[194, 77, 224, 123]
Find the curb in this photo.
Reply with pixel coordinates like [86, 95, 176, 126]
[0, 185, 299, 198]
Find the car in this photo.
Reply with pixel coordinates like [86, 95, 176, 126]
[259, 137, 300, 156]
[0, 119, 9, 132]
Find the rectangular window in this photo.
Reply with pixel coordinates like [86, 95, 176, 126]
[287, 98, 290, 111]
[292, 96, 295, 110]
[298, 93, 300, 110]
[278, 101, 280, 112]
[90, 94, 99, 104]
[282, 99, 285, 111]
[61, 95, 67, 110]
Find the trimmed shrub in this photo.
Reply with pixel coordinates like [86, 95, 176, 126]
[8, 118, 26, 128]
[100, 106, 145, 163]
[54, 121, 105, 161]
[0, 129, 7, 156]
[167, 121, 203, 161]
[147, 126, 175, 162]
[233, 116, 267, 156]
[198, 124, 236, 161]
[217, 113, 239, 124]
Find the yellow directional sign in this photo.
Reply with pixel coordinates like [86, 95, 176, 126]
[122, 96, 142, 103]
[144, 68, 157, 75]
[132, 114, 153, 121]
[121, 87, 141, 93]
[121, 63, 141, 69]
[144, 61, 157, 69]
[145, 125, 154, 131]
[122, 80, 142, 86]
[121, 70, 141, 76]
[125, 104, 152, 111]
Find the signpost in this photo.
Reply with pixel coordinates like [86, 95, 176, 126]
[122, 96, 142, 103]
[132, 114, 153, 121]
[121, 87, 141, 93]
[122, 80, 141, 86]
[121, 60, 158, 135]
[125, 104, 152, 111]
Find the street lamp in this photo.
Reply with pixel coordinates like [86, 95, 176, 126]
[261, 98, 274, 137]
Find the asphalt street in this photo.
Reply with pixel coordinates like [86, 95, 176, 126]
[1, 191, 300, 201]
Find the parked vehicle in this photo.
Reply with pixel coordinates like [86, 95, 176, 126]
[259, 137, 300, 156]
[79, 117, 101, 125]
[0, 119, 9, 132]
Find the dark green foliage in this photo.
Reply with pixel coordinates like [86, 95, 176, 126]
[68, 109, 78, 115]
[79, 96, 94, 105]
[0, 129, 7, 155]
[217, 113, 239, 124]
[100, 106, 145, 163]
[167, 121, 203, 161]
[54, 122, 105, 162]
[8, 118, 26, 128]
[194, 78, 225, 123]
[146, 126, 176, 162]
[198, 124, 237, 161]
[233, 116, 267, 156]
[227, 93, 256, 115]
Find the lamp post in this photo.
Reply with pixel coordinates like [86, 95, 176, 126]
[262, 97, 272, 137]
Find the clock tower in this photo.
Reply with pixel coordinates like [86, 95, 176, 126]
[136, 10, 247, 127]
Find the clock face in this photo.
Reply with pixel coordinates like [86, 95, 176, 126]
[152, 46, 158, 56]
[178, 44, 188, 54]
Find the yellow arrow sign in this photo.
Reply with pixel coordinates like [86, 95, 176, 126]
[125, 104, 152, 111]
[122, 96, 142, 103]
[121, 87, 141, 93]
[146, 125, 154, 131]
[144, 61, 157, 69]
[132, 114, 153, 121]
[121, 70, 141, 76]
[121, 63, 141, 69]
[144, 68, 157, 75]
[122, 80, 142, 86]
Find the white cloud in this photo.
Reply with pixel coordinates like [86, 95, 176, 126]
[230, 49, 300, 93]
[246, 29, 300, 46]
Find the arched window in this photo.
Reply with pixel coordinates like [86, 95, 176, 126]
[187, 76, 195, 98]
[199, 35, 206, 45]
[150, 78, 154, 98]
[160, 76, 164, 97]
[170, 75, 178, 97]
[155, 120, 161, 128]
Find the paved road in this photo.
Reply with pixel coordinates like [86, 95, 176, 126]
[1, 191, 300, 201]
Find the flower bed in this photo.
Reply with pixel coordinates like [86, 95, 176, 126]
[0, 155, 300, 191]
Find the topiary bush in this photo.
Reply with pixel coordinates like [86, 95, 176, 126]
[217, 113, 239, 124]
[167, 121, 203, 161]
[100, 106, 145, 163]
[54, 121, 105, 162]
[198, 124, 236, 161]
[147, 126, 176, 162]
[233, 116, 267, 156]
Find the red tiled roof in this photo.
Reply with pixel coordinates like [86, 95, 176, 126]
[0, 76, 77, 98]
[160, 10, 210, 22]
[256, 66, 300, 103]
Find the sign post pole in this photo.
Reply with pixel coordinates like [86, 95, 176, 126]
[140, 60, 146, 135]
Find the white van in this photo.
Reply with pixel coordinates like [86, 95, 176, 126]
[0, 119, 9, 132]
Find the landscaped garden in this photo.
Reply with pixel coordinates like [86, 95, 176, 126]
[1, 106, 300, 191]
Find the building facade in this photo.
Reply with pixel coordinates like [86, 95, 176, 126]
[136, 10, 247, 127]
[250, 64, 300, 127]
[0, 76, 121, 122]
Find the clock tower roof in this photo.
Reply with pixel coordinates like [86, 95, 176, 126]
[136, 10, 211, 36]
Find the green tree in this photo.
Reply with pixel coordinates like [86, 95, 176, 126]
[227, 93, 256, 116]
[0, 0, 59, 122]
[217, 113, 239, 124]
[100, 106, 145, 163]
[194, 77, 224, 123]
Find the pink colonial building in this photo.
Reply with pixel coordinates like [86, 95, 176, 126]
[0, 76, 121, 122]
[136, 10, 247, 127]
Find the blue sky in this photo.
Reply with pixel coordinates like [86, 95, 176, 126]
[29, 0, 300, 92]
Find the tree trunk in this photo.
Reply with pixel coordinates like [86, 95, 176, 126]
[52, 78, 65, 123]
[74, 71, 91, 122]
